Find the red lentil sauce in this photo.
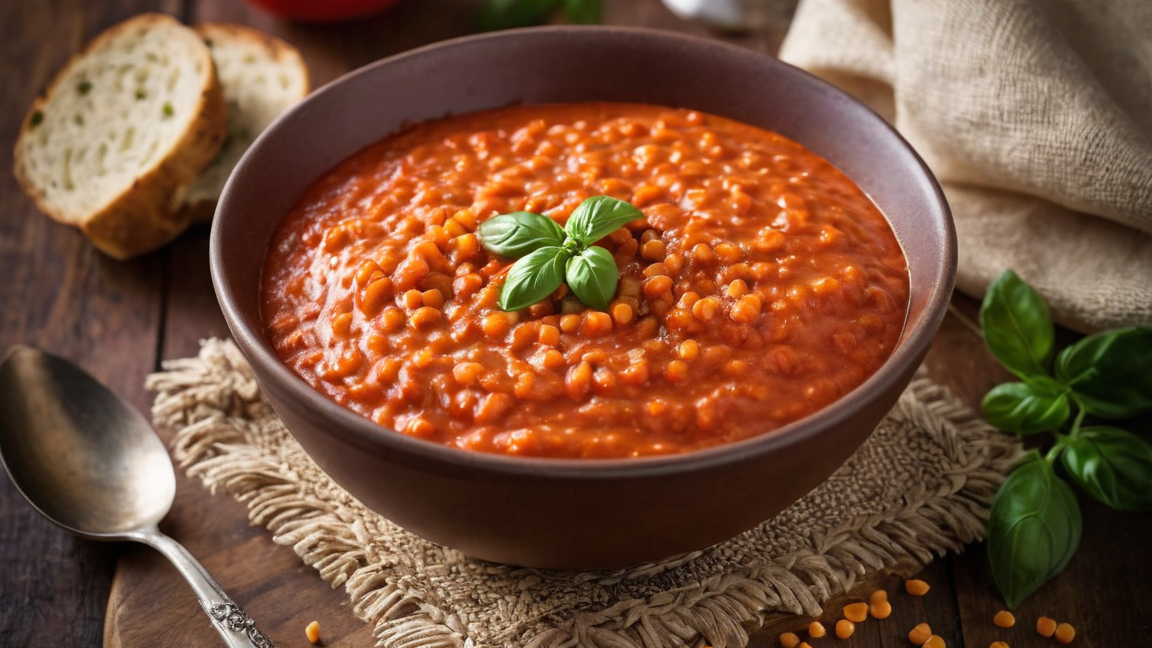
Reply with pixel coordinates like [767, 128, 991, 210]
[261, 103, 909, 459]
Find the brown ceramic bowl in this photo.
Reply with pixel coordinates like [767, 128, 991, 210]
[211, 26, 955, 570]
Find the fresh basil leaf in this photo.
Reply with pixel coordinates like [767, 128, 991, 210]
[1055, 327, 1152, 419]
[988, 453, 1081, 609]
[1062, 426, 1152, 511]
[979, 270, 1055, 379]
[477, 0, 563, 31]
[981, 380, 1070, 435]
[478, 212, 566, 259]
[566, 246, 618, 310]
[563, 0, 602, 23]
[498, 246, 569, 312]
[564, 195, 644, 245]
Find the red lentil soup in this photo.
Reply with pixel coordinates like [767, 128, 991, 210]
[261, 103, 909, 459]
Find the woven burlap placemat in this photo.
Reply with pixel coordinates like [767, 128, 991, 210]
[146, 339, 1020, 648]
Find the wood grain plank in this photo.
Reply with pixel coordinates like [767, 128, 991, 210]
[0, 2, 182, 647]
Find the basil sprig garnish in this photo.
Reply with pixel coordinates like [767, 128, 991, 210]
[978, 270, 1152, 608]
[477, 196, 643, 312]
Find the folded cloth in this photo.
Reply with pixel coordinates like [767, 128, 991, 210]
[779, 0, 1152, 332]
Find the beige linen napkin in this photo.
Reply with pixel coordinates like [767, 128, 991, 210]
[779, 0, 1152, 332]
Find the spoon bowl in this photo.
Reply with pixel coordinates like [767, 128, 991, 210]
[0, 345, 174, 538]
[0, 345, 275, 648]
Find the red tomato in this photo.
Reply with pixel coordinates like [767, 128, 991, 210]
[241, 0, 404, 22]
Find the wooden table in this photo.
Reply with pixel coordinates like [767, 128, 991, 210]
[2, 1, 1148, 646]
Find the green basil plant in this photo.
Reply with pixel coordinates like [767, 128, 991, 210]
[979, 270, 1152, 608]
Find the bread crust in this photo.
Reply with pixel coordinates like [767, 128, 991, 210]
[196, 22, 312, 89]
[182, 22, 310, 219]
[12, 13, 227, 259]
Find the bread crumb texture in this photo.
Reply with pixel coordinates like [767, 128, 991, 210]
[14, 13, 226, 258]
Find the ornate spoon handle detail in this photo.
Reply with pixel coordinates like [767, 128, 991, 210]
[209, 602, 276, 648]
[136, 527, 277, 648]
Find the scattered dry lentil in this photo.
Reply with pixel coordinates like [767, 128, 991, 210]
[989, 642, 1009, 648]
[808, 621, 827, 639]
[843, 602, 869, 623]
[778, 631, 800, 648]
[1055, 622, 1075, 644]
[905, 579, 931, 596]
[924, 635, 946, 648]
[305, 620, 320, 644]
[835, 619, 855, 639]
[909, 623, 933, 646]
[1036, 617, 1058, 638]
[870, 599, 892, 619]
[993, 611, 1015, 628]
[870, 589, 888, 604]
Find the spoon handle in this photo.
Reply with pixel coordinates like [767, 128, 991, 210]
[138, 528, 277, 648]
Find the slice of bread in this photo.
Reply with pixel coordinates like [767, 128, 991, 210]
[13, 13, 226, 259]
[182, 23, 310, 217]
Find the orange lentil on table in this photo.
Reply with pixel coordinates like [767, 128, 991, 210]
[905, 578, 931, 596]
[869, 589, 888, 604]
[1036, 617, 1058, 638]
[993, 610, 1015, 628]
[989, 642, 1009, 648]
[808, 621, 827, 638]
[305, 620, 320, 644]
[262, 103, 910, 458]
[923, 635, 946, 648]
[1054, 622, 1076, 644]
[835, 619, 855, 639]
[909, 623, 933, 646]
[870, 599, 892, 619]
[843, 601, 869, 623]
[778, 631, 800, 648]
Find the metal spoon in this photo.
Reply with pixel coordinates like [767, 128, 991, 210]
[0, 345, 275, 648]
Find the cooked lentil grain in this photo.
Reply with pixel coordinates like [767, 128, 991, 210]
[262, 104, 908, 458]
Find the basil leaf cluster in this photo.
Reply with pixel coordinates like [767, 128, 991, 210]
[978, 269, 1152, 608]
[477, 196, 643, 312]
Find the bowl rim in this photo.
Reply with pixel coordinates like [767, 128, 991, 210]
[211, 24, 956, 480]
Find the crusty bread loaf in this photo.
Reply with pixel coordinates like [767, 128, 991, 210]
[13, 13, 226, 259]
[182, 24, 310, 217]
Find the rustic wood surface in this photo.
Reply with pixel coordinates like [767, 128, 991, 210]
[1, 1, 1148, 647]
